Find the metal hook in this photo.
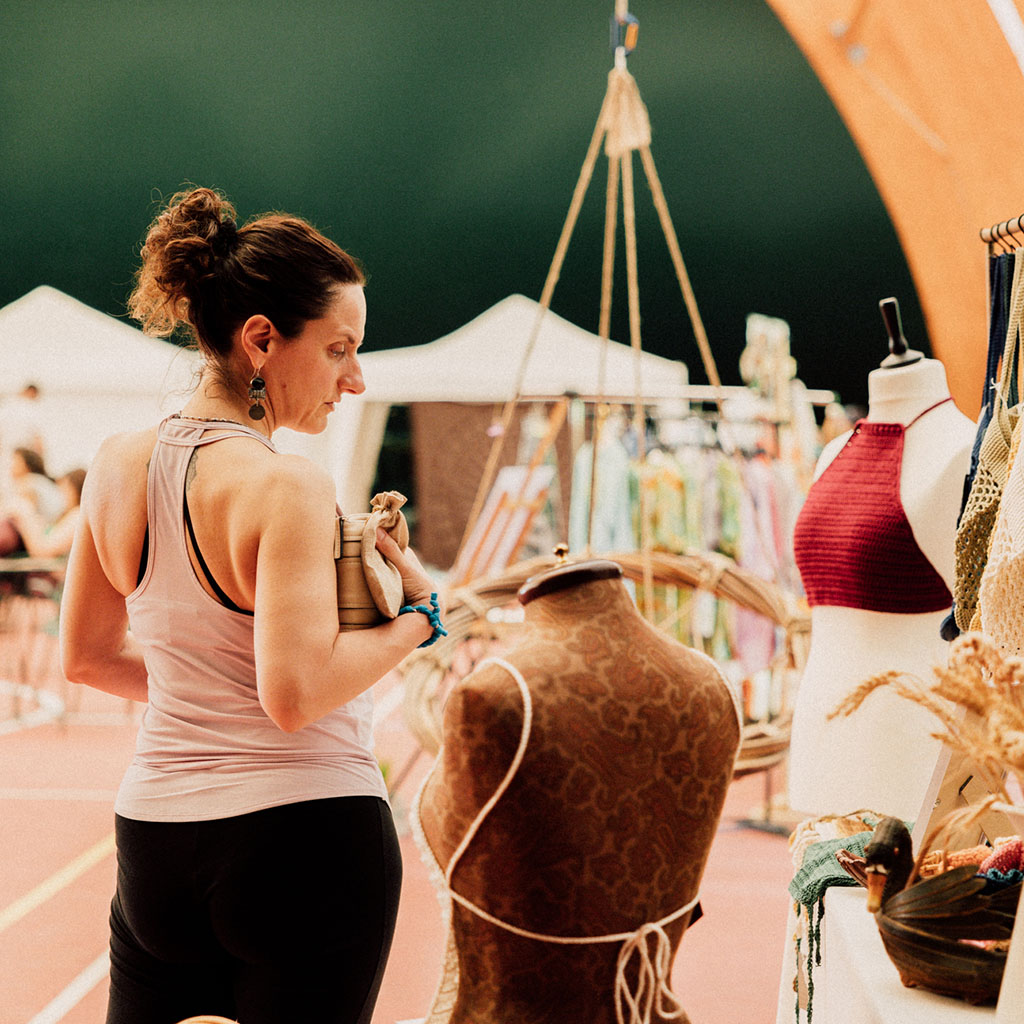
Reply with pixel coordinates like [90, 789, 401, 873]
[984, 220, 1013, 254]
[1009, 214, 1024, 250]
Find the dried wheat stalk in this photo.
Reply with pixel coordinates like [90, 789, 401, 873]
[829, 632, 1024, 804]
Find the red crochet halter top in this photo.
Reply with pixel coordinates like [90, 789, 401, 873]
[792, 398, 953, 614]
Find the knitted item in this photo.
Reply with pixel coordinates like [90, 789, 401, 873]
[787, 821, 883, 1024]
[920, 844, 991, 876]
[956, 253, 1024, 630]
[788, 830, 876, 908]
[980, 837, 1023, 875]
[793, 407, 953, 614]
[979, 413, 1024, 653]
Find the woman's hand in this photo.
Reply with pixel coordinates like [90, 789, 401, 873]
[374, 528, 443, 613]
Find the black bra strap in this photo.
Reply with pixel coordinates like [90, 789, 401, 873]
[183, 492, 251, 616]
[137, 527, 149, 588]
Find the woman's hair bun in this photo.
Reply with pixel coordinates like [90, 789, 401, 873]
[128, 187, 239, 338]
[128, 184, 364, 362]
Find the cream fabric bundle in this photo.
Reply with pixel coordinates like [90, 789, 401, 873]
[359, 490, 410, 618]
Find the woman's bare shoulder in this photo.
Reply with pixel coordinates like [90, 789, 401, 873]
[240, 449, 337, 515]
[189, 437, 337, 521]
[84, 427, 159, 499]
[90, 426, 160, 472]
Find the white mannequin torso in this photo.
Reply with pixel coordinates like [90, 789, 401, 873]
[787, 358, 975, 821]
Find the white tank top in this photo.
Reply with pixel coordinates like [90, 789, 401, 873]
[117, 416, 386, 822]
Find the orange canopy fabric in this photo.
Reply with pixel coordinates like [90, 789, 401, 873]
[765, 0, 1024, 416]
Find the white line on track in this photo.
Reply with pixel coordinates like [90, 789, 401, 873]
[25, 951, 109, 1024]
[0, 832, 115, 935]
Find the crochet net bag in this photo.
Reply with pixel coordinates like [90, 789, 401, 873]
[979, 414, 1024, 653]
[955, 398, 1020, 630]
[955, 259, 1024, 631]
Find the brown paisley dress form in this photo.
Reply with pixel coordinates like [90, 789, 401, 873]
[415, 561, 742, 1024]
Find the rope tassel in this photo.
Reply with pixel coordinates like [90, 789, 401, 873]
[614, 921, 688, 1024]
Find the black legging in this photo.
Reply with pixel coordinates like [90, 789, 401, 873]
[107, 796, 402, 1024]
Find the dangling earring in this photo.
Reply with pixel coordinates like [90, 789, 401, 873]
[248, 369, 267, 420]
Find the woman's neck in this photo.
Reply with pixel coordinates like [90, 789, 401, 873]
[181, 372, 274, 437]
[865, 358, 952, 424]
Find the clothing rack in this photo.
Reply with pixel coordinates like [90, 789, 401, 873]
[517, 385, 838, 406]
[981, 212, 1024, 251]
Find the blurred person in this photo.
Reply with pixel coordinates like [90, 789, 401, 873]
[60, 187, 445, 1024]
[0, 448, 65, 556]
[6, 467, 86, 558]
[0, 381, 45, 458]
[10, 447, 64, 522]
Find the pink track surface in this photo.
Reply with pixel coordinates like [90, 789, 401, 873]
[1, 668, 795, 1024]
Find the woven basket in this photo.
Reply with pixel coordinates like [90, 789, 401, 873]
[875, 911, 1008, 1004]
[869, 803, 1021, 1006]
[401, 549, 809, 772]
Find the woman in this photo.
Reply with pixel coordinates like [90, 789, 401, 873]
[0, 452, 70, 557]
[60, 187, 441, 1024]
[10, 447, 65, 522]
[6, 467, 86, 558]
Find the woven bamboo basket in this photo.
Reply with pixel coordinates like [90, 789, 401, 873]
[336, 514, 386, 632]
[875, 909, 1008, 1004]
[401, 549, 809, 774]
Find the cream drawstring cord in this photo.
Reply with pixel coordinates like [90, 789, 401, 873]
[431, 657, 698, 1024]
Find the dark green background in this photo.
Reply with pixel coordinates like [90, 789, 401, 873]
[1, 0, 922, 407]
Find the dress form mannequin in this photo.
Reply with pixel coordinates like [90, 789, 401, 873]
[415, 560, 741, 1024]
[787, 356, 975, 821]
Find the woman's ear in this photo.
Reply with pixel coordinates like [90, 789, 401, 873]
[238, 315, 275, 368]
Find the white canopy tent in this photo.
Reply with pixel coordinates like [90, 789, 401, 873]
[0, 286, 332, 479]
[0, 289, 691, 520]
[329, 293, 690, 512]
[0, 286, 201, 476]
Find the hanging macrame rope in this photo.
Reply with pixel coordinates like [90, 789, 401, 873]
[454, 13, 726, 575]
[620, 143, 656, 612]
[637, 145, 725, 396]
[585, 128, 622, 553]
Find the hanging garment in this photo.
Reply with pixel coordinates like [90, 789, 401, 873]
[792, 399, 954, 614]
[943, 250, 1017, 639]
[967, 252, 1017, 496]
[734, 455, 782, 675]
[954, 248, 1024, 631]
[978, 412, 1024, 653]
[568, 438, 635, 553]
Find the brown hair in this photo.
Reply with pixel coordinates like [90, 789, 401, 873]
[128, 187, 365, 361]
[13, 447, 48, 478]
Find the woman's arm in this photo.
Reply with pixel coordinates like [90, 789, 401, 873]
[10, 507, 78, 559]
[59, 491, 149, 701]
[251, 462, 438, 732]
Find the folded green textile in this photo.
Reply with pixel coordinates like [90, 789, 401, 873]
[788, 830, 874, 908]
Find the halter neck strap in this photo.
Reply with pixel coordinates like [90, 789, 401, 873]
[905, 396, 954, 428]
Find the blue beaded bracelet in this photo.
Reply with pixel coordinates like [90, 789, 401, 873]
[398, 592, 448, 648]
